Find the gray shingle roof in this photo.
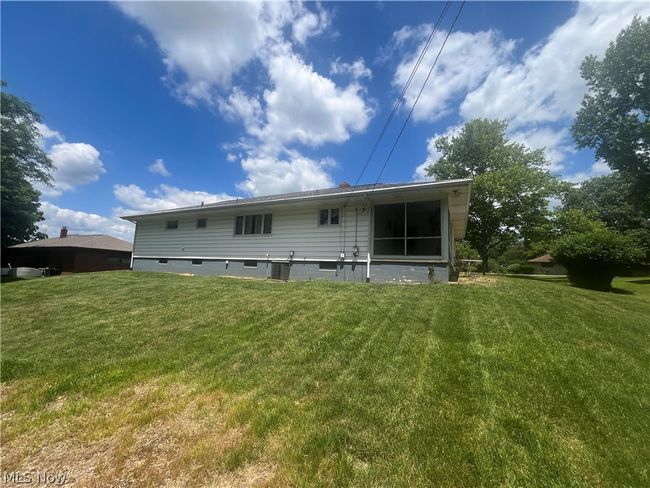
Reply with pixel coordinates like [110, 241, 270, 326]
[121, 179, 473, 220]
[9, 234, 133, 252]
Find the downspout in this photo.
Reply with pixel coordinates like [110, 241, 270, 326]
[366, 252, 371, 283]
[130, 221, 138, 270]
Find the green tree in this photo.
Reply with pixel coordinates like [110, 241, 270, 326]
[572, 16, 650, 210]
[426, 119, 561, 273]
[1, 82, 53, 248]
[562, 173, 648, 233]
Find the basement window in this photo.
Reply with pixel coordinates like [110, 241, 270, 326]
[196, 218, 207, 228]
[243, 260, 258, 268]
[319, 261, 338, 271]
[158, 259, 168, 264]
[166, 220, 178, 230]
[192, 259, 203, 266]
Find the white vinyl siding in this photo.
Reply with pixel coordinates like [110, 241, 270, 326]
[132, 205, 371, 260]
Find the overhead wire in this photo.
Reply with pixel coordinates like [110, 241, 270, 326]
[370, 0, 466, 192]
[352, 0, 452, 187]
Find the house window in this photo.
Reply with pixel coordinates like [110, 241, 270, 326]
[319, 208, 340, 225]
[319, 261, 337, 271]
[243, 260, 258, 268]
[373, 201, 441, 256]
[166, 220, 178, 230]
[196, 218, 207, 228]
[234, 214, 272, 235]
[158, 259, 168, 264]
[192, 259, 203, 265]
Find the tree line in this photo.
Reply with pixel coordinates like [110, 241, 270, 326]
[426, 17, 649, 290]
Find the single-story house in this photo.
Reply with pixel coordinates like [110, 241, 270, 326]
[527, 254, 567, 275]
[5, 227, 133, 273]
[121, 179, 472, 283]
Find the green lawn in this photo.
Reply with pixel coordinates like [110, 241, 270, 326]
[1, 272, 649, 487]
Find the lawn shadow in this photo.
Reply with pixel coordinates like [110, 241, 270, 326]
[624, 278, 650, 285]
[503, 274, 636, 295]
[502, 274, 569, 285]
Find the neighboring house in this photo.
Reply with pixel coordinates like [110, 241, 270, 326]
[527, 254, 567, 275]
[122, 179, 472, 283]
[5, 227, 133, 273]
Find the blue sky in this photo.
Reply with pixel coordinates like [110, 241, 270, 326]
[2, 1, 648, 240]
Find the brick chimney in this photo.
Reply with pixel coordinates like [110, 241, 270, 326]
[59, 226, 68, 238]
[339, 181, 351, 188]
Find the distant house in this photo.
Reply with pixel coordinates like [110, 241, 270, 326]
[121, 179, 472, 283]
[5, 227, 133, 273]
[527, 254, 567, 275]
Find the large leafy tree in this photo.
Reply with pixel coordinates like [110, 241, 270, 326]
[572, 16, 650, 210]
[562, 173, 648, 233]
[1, 82, 53, 248]
[426, 119, 560, 272]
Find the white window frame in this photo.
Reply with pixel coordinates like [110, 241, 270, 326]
[233, 214, 273, 236]
[319, 208, 340, 226]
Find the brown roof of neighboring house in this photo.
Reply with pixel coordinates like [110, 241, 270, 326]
[528, 254, 555, 264]
[9, 234, 132, 253]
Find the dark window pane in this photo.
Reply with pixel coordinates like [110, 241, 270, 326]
[407, 238, 442, 256]
[192, 259, 202, 265]
[235, 216, 243, 235]
[319, 261, 337, 270]
[166, 220, 178, 229]
[330, 208, 340, 225]
[374, 203, 405, 238]
[407, 201, 441, 237]
[374, 239, 405, 255]
[196, 218, 207, 228]
[253, 215, 262, 234]
[320, 209, 329, 225]
[158, 259, 168, 264]
[263, 214, 272, 234]
[243, 260, 257, 268]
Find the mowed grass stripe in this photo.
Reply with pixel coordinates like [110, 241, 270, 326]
[1, 272, 649, 487]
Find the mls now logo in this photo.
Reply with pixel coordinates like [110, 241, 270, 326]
[3, 471, 69, 485]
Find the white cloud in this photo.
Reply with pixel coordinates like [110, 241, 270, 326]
[218, 51, 373, 151]
[260, 51, 372, 148]
[330, 58, 372, 80]
[117, 0, 310, 104]
[148, 158, 171, 177]
[217, 51, 373, 195]
[563, 160, 612, 184]
[36, 122, 63, 145]
[114, 183, 234, 214]
[409, 1, 649, 181]
[393, 29, 515, 122]
[237, 150, 335, 196]
[414, 124, 463, 181]
[509, 127, 573, 173]
[34, 124, 106, 196]
[460, 1, 650, 128]
[292, 4, 330, 45]
[40, 142, 106, 197]
[39, 201, 134, 241]
[118, 1, 368, 197]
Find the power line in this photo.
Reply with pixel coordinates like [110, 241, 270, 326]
[371, 0, 466, 191]
[352, 1, 452, 186]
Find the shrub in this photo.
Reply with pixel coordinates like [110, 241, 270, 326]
[551, 228, 643, 290]
[506, 263, 535, 274]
